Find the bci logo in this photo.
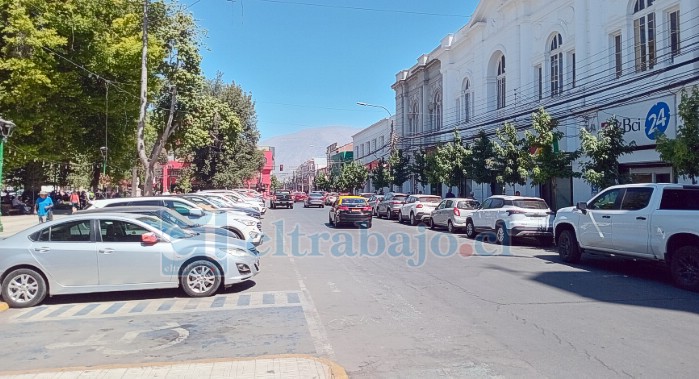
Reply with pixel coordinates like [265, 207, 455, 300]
[599, 101, 670, 141]
[601, 118, 641, 133]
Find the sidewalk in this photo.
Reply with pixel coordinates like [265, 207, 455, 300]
[0, 355, 348, 378]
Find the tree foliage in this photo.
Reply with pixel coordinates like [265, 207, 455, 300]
[314, 172, 331, 191]
[388, 149, 410, 190]
[432, 130, 471, 191]
[338, 161, 368, 192]
[656, 87, 699, 184]
[524, 108, 579, 186]
[494, 122, 528, 187]
[468, 129, 500, 193]
[270, 174, 281, 191]
[409, 149, 431, 191]
[371, 158, 391, 191]
[580, 118, 635, 189]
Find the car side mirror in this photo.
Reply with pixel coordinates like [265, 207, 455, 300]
[141, 232, 159, 245]
[189, 208, 204, 217]
[576, 202, 588, 214]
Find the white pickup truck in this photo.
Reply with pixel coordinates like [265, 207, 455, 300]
[554, 184, 699, 290]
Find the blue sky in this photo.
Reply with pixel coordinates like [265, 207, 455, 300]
[190, 0, 479, 140]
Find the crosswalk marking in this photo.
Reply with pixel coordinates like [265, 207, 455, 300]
[5, 291, 304, 323]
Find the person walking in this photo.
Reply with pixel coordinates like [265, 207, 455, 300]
[34, 191, 54, 223]
[70, 190, 80, 213]
[445, 189, 456, 198]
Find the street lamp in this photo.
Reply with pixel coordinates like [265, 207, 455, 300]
[99, 146, 108, 176]
[356, 102, 392, 118]
[0, 117, 17, 232]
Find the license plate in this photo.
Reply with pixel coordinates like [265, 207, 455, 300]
[352, 209, 360, 213]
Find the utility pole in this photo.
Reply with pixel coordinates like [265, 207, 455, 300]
[135, 0, 149, 196]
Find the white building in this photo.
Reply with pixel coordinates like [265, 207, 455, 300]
[392, 0, 698, 207]
[352, 117, 393, 193]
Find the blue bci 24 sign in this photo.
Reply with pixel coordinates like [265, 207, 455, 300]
[645, 102, 670, 140]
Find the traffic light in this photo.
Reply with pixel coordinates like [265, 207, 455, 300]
[279, 164, 283, 171]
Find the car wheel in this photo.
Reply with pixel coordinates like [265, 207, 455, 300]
[1, 268, 47, 308]
[465, 220, 476, 239]
[398, 212, 404, 223]
[321, 205, 325, 208]
[429, 218, 435, 230]
[366, 220, 372, 228]
[447, 220, 456, 234]
[495, 223, 509, 245]
[388, 210, 394, 220]
[671, 246, 699, 291]
[557, 229, 582, 263]
[181, 260, 221, 297]
[410, 212, 417, 226]
[329, 214, 334, 226]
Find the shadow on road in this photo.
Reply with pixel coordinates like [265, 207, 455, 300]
[531, 254, 699, 314]
[39, 280, 258, 306]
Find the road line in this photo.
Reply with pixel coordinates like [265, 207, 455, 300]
[289, 257, 336, 359]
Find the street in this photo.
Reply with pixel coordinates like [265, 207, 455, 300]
[2, 206, 699, 378]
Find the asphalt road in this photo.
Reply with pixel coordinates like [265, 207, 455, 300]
[1, 204, 699, 378]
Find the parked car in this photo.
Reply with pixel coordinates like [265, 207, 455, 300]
[398, 195, 442, 225]
[270, 190, 293, 209]
[304, 193, 325, 208]
[464, 195, 554, 245]
[554, 183, 699, 290]
[0, 213, 260, 308]
[179, 193, 261, 218]
[429, 198, 480, 233]
[328, 196, 372, 228]
[376, 192, 408, 220]
[368, 194, 384, 216]
[85, 197, 264, 245]
[292, 191, 308, 202]
[200, 190, 266, 213]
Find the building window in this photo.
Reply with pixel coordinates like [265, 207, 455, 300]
[355, 147, 359, 158]
[496, 55, 506, 109]
[669, 9, 680, 57]
[365, 142, 370, 155]
[633, 0, 656, 72]
[431, 91, 442, 130]
[372, 139, 376, 152]
[569, 51, 576, 89]
[455, 98, 461, 124]
[409, 102, 419, 135]
[379, 136, 384, 150]
[360, 144, 364, 158]
[549, 33, 563, 97]
[613, 33, 623, 78]
[535, 65, 543, 100]
[462, 78, 472, 122]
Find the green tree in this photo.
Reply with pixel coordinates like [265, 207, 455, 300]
[524, 108, 579, 186]
[314, 172, 331, 191]
[580, 118, 635, 189]
[409, 149, 431, 193]
[468, 129, 500, 196]
[494, 122, 529, 189]
[270, 175, 281, 191]
[432, 130, 471, 196]
[338, 161, 368, 192]
[656, 87, 699, 184]
[388, 149, 410, 191]
[371, 158, 392, 192]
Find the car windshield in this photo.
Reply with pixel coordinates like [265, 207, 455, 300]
[157, 210, 196, 228]
[512, 199, 549, 209]
[204, 196, 229, 207]
[136, 216, 193, 239]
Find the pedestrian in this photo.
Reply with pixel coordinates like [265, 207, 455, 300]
[70, 190, 80, 213]
[445, 189, 455, 198]
[80, 191, 87, 209]
[34, 190, 54, 223]
[515, 190, 521, 196]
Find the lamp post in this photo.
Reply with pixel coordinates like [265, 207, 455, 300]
[99, 146, 108, 176]
[0, 117, 17, 233]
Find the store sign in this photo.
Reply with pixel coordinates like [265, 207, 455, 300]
[596, 96, 676, 146]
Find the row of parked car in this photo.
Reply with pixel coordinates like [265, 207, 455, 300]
[365, 184, 699, 292]
[0, 189, 269, 308]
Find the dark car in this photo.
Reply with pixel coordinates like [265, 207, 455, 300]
[328, 196, 372, 228]
[304, 193, 325, 208]
[376, 192, 408, 220]
[271, 191, 293, 209]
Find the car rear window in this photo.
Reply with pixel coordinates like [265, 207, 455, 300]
[660, 188, 699, 210]
[341, 198, 368, 205]
[310, 194, 323, 198]
[393, 195, 407, 201]
[457, 200, 479, 210]
[418, 196, 441, 203]
[512, 199, 549, 209]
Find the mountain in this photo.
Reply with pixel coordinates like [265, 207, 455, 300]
[260, 126, 361, 176]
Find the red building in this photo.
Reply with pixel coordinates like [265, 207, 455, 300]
[245, 146, 275, 195]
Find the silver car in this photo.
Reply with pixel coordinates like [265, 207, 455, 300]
[304, 193, 325, 208]
[429, 198, 480, 233]
[0, 213, 260, 308]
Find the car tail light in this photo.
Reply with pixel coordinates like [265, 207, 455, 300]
[507, 210, 527, 216]
[338, 206, 350, 211]
[453, 207, 460, 216]
[416, 204, 423, 208]
[362, 206, 372, 211]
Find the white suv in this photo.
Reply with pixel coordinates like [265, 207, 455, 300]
[398, 195, 442, 225]
[86, 197, 264, 245]
[464, 195, 554, 245]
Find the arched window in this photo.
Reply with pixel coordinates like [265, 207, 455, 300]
[431, 91, 442, 130]
[549, 33, 563, 97]
[409, 102, 419, 135]
[633, 0, 656, 71]
[462, 79, 472, 122]
[496, 55, 506, 109]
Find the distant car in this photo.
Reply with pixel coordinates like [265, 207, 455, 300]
[304, 193, 325, 208]
[328, 196, 372, 228]
[376, 192, 408, 220]
[179, 193, 261, 219]
[465, 195, 554, 245]
[368, 194, 384, 216]
[429, 198, 480, 233]
[292, 192, 308, 202]
[271, 191, 293, 209]
[398, 195, 442, 225]
[325, 192, 339, 205]
[0, 213, 260, 308]
[359, 193, 374, 199]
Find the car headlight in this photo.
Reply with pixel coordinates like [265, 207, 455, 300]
[234, 219, 257, 227]
[221, 247, 250, 257]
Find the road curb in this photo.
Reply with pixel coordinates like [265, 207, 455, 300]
[0, 354, 349, 378]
